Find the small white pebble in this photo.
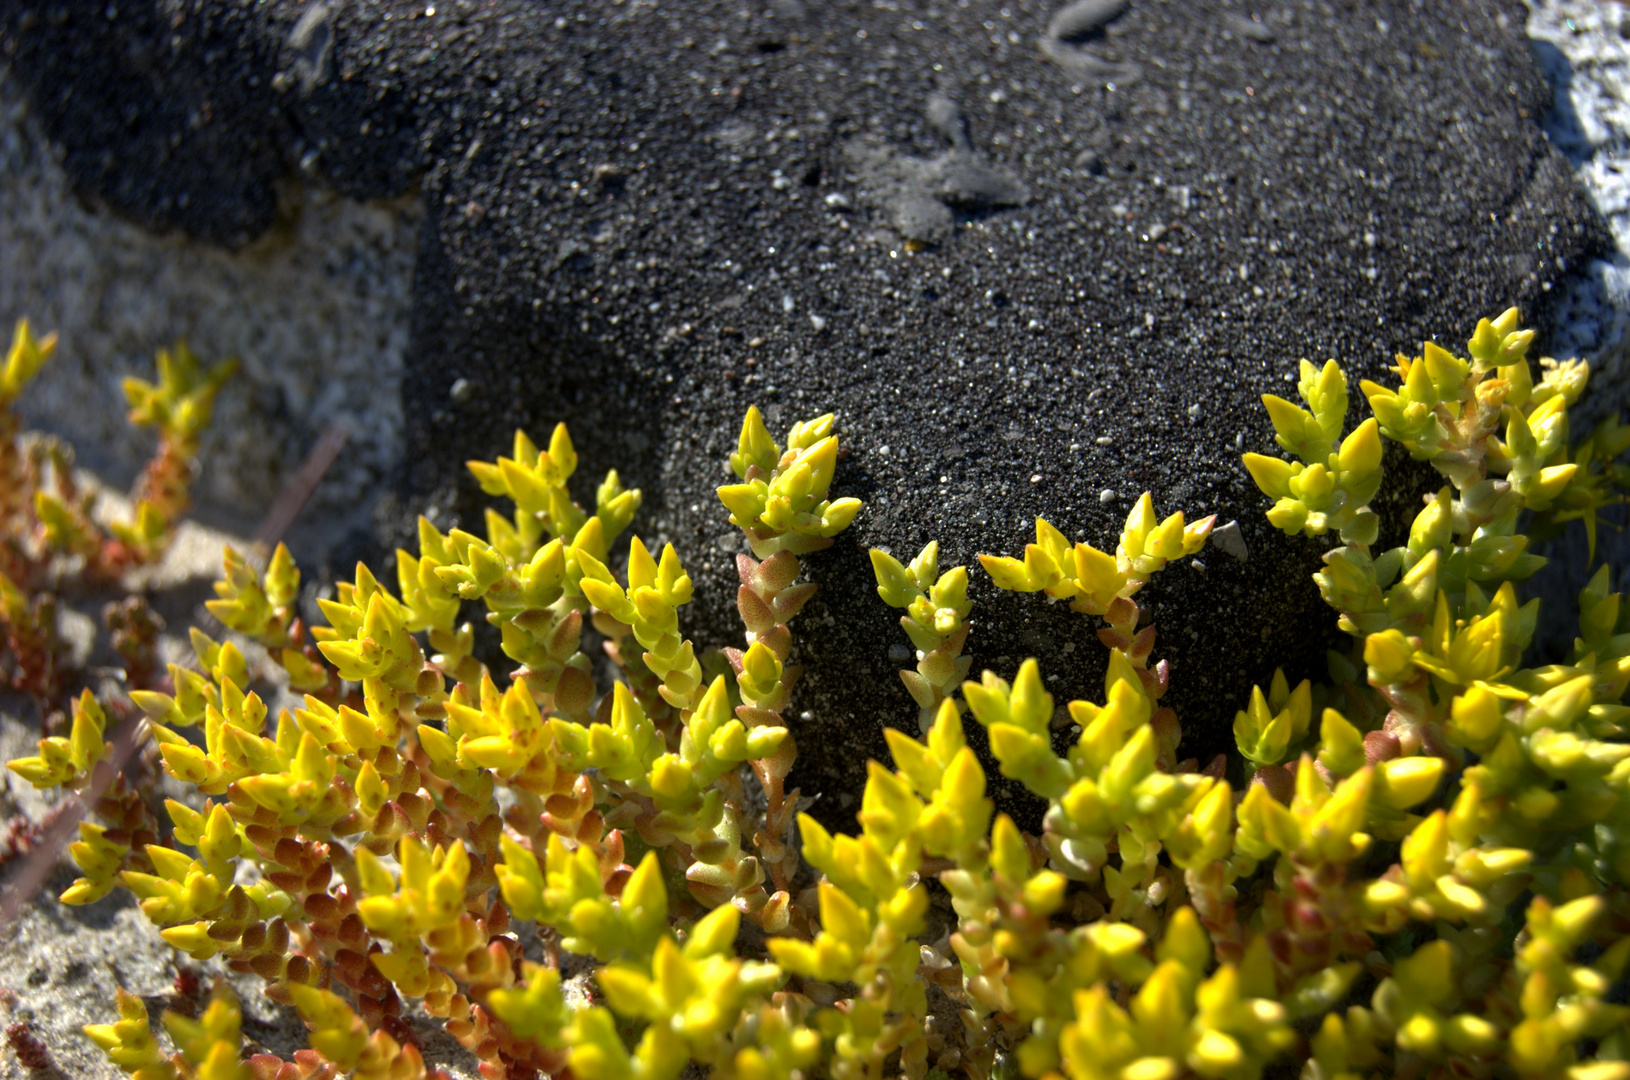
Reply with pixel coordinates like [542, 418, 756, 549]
[1030, 474, 1042, 483]
[1099, 488, 1116, 503]
[1187, 402, 1201, 419]
[1210, 520, 1250, 562]
[1095, 435, 1114, 446]
[810, 314, 828, 331]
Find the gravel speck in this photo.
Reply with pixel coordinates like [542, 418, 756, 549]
[1210, 521, 1250, 562]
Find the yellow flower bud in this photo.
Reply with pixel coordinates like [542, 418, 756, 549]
[1364, 628, 1417, 684]
[1337, 417, 1383, 479]
[1374, 756, 1444, 810]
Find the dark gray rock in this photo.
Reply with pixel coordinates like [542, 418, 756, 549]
[2, 0, 290, 247]
[0, 0, 1610, 828]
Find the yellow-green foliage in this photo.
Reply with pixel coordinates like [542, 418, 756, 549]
[12, 309, 1630, 1080]
[0, 319, 55, 406]
[114, 341, 236, 552]
[870, 540, 973, 731]
[0, 319, 233, 707]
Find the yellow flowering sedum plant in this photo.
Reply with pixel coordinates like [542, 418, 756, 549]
[0, 320, 235, 710]
[11, 308, 1630, 1080]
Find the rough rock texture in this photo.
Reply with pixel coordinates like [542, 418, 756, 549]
[0, 66, 419, 549]
[0, 0, 1613, 826]
[1529, 0, 1630, 423]
[1522, 0, 1630, 662]
[381, 0, 1610, 815]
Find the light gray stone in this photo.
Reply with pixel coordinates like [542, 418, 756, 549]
[0, 69, 419, 557]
